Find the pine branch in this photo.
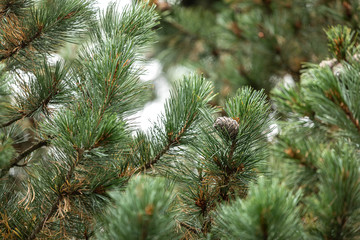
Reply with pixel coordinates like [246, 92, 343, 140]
[227, 141, 236, 164]
[219, 140, 237, 201]
[1, 94, 50, 128]
[339, 101, 360, 133]
[0, 139, 49, 178]
[325, 89, 360, 133]
[136, 114, 195, 173]
[1, 0, 94, 65]
[131, 76, 215, 173]
[95, 58, 123, 125]
[1, 67, 63, 128]
[213, 179, 304, 239]
[0, 0, 30, 19]
[179, 221, 200, 235]
[0, 2, 11, 17]
[142, 141, 171, 171]
[0, 23, 43, 62]
[0, 115, 23, 128]
[135, 133, 178, 173]
[97, 176, 178, 239]
[27, 197, 60, 240]
[78, 1, 158, 118]
[27, 148, 84, 240]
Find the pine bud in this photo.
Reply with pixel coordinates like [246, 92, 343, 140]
[213, 116, 239, 140]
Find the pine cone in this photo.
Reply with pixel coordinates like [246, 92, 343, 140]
[213, 116, 239, 140]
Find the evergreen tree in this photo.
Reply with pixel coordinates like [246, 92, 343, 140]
[151, 0, 360, 100]
[269, 25, 360, 239]
[1, 1, 360, 240]
[0, 0, 160, 238]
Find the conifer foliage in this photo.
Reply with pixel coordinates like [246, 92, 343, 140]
[0, 0, 272, 239]
[0, 0, 159, 238]
[1, 1, 360, 240]
[151, 0, 360, 97]
[270, 25, 360, 240]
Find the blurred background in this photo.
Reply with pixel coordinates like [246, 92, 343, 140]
[91, 0, 360, 129]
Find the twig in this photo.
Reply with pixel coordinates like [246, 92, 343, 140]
[0, 115, 23, 128]
[27, 197, 61, 240]
[27, 148, 84, 240]
[0, 24, 43, 61]
[219, 140, 237, 201]
[325, 89, 360, 133]
[0, 139, 49, 178]
[0, 74, 61, 129]
[179, 221, 200, 235]
[0, 3, 10, 17]
[135, 115, 195, 173]
[339, 102, 360, 133]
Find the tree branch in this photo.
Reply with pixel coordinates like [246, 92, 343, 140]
[0, 139, 49, 178]
[135, 115, 195, 173]
[179, 221, 200, 235]
[219, 140, 237, 201]
[227, 140, 237, 163]
[0, 8, 83, 62]
[27, 148, 84, 240]
[1, 74, 61, 129]
[325, 89, 360, 133]
[339, 101, 360, 133]
[27, 196, 61, 240]
[0, 115, 23, 128]
[143, 142, 172, 171]
[0, 2, 11, 17]
[0, 23, 44, 61]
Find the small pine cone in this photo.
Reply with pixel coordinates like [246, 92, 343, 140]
[213, 116, 239, 140]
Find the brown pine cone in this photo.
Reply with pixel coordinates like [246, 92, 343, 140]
[213, 116, 239, 140]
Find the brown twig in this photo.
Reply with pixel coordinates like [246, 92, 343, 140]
[142, 142, 172, 171]
[325, 89, 360, 133]
[0, 23, 44, 61]
[0, 74, 61, 129]
[0, 115, 24, 128]
[0, 139, 49, 178]
[0, 2, 11, 17]
[227, 140, 237, 163]
[27, 148, 84, 240]
[179, 221, 200, 235]
[339, 101, 360, 133]
[27, 197, 61, 240]
[135, 114, 196, 173]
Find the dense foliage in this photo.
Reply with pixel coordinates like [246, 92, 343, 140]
[151, 0, 360, 100]
[1, 1, 360, 239]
